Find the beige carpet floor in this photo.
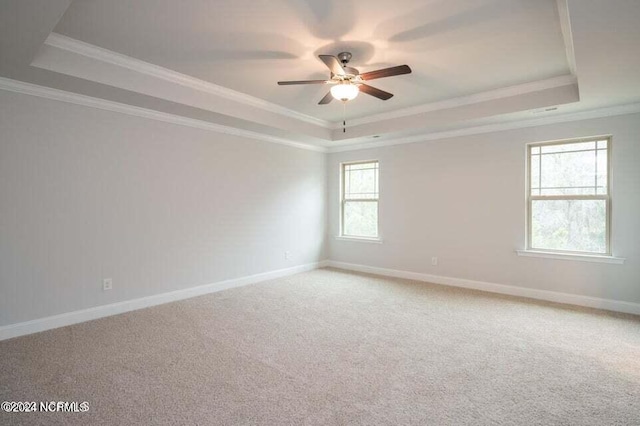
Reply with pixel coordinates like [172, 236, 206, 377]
[1, 268, 639, 425]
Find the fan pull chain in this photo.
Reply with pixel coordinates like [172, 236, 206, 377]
[343, 101, 346, 133]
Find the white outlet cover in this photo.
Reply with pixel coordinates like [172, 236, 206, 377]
[103, 278, 113, 291]
[431, 257, 438, 266]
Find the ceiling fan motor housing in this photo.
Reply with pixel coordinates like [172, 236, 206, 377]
[341, 67, 359, 77]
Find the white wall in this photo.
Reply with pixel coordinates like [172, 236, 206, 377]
[328, 113, 640, 304]
[2, 87, 639, 330]
[0, 91, 326, 326]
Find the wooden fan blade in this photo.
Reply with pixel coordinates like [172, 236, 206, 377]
[360, 65, 412, 81]
[277, 80, 328, 85]
[318, 91, 334, 104]
[359, 84, 393, 100]
[319, 55, 346, 76]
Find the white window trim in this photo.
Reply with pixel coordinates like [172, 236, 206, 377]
[335, 235, 383, 243]
[525, 135, 613, 256]
[516, 250, 625, 264]
[339, 159, 381, 241]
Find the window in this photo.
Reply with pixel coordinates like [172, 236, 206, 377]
[341, 160, 379, 238]
[527, 137, 611, 255]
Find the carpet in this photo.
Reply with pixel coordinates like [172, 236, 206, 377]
[1, 268, 639, 425]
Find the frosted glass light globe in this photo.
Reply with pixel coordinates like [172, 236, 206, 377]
[331, 83, 359, 101]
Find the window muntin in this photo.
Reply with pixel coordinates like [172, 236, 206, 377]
[341, 161, 379, 238]
[528, 137, 610, 255]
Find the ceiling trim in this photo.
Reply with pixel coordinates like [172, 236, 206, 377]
[327, 102, 640, 153]
[556, 0, 577, 76]
[43, 34, 581, 135]
[3, 75, 638, 155]
[335, 74, 578, 129]
[0, 76, 327, 153]
[44, 33, 334, 130]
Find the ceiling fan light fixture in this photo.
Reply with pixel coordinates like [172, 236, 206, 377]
[277, 53, 411, 105]
[330, 83, 359, 101]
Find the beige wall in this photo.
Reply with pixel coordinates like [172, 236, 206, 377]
[0, 91, 326, 326]
[328, 113, 640, 304]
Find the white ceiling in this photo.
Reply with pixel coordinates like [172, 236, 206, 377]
[53, 0, 570, 121]
[2, 0, 639, 152]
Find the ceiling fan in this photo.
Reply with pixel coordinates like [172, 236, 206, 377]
[277, 52, 412, 104]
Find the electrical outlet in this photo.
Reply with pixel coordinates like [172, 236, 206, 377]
[431, 257, 438, 266]
[284, 251, 291, 260]
[102, 278, 113, 291]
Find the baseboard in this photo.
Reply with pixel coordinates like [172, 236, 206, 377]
[0, 260, 329, 341]
[4, 259, 634, 341]
[325, 260, 640, 316]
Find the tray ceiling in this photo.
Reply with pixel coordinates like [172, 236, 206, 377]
[53, 0, 570, 122]
[3, 0, 639, 152]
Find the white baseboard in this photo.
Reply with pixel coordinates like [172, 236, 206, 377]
[4, 259, 635, 341]
[325, 260, 640, 316]
[0, 260, 329, 341]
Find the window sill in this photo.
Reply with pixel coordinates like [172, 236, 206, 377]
[335, 236, 383, 244]
[516, 250, 625, 264]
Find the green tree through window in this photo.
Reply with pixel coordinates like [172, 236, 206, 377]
[341, 161, 379, 238]
[528, 138, 610, 254]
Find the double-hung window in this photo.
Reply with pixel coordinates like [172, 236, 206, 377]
[527, 137, 611, 255]
[341, 161, 379, 239]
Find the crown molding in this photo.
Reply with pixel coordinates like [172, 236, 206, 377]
[0, 77, 327, 153]
[557, 0, 577, 76]
[44, 33, 333, 130]
[327, 102, 640, 152]
[4, 76, 637, 156]
[333, 74, 579, 130]
[44, 34, 581, 135]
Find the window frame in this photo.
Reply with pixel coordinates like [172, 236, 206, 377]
[526, 136, 612, 256]
[340, 160, 380, 240]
